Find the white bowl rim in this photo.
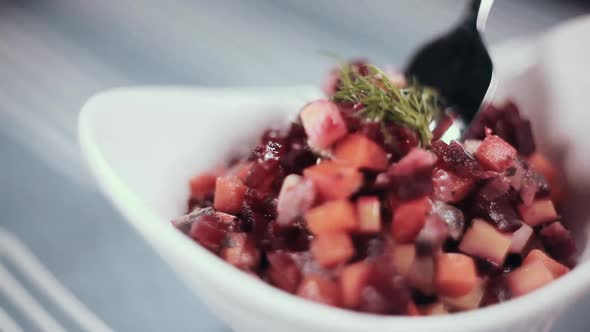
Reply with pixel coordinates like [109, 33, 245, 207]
[79, 85, 590, 331]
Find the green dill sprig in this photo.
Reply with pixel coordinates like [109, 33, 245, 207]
[332, 63, 443, 147]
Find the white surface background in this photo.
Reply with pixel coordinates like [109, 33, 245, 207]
[1, 0, 589, 330]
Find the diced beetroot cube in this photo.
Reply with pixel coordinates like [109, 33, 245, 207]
[333, 134, 388, 170]
[303, 161, 363, 201]
[311, 232, 355, 268]
[435, 253, 478, 297]
[392, 244, 415, 277]
[305, 200, 357, 235]
[518, 199, 558, 227]
[276, 174, 316, 226]
[441, 279, 485, 311]
[509, 223, 534, 254]
[459, 219, 512, 266]
[356, 196, 382, 233]
[266, 251, 302, 293]
[390, 148, 437, 177]
[528, 153, 565, 204]
[220, 233, 260, 271]
[391, 197, 431, 243]
[523, 249, 570, 278]
[407, 256, 435, 295]
[189, 173, 217, 201]
[213, 176, 247, 213]
[420, 302, 449, 316]
[340, 261, 372, 309]
[296, 275, 342, 307]
[189, 215, 228, 252]
[432, 168, 475, 203]
[539, 221, 576, 262]
[507, 260, 554, 297]
[476, 135, 517, 172]
[300, 100, 348, 149]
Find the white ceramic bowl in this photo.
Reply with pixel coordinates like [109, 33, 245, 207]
[79, 18, 590, 332]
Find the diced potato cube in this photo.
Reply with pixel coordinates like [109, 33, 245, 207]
[311, 232, 355, 268]
[507, 260, 554, 297]
[305, 200, 357, 235]
[296, 275, 342, 307]
[442, 279, 485, 311]
[518, 199, 558, 227]
[435, 253, 478, 297]
[304, 161, 363, 201]
[509, 223, 534, 254]
[523, 249, 570, 278]
[391, 197, 431, 243]
[340, 261, 372, 309]
[476, 135, 517, 172]
[300, 100, 348, 149]
[333, 134, 388, 170]
[276, 174, 316, 226]
[459, 219, 512, 266]
[356, 196, 382, 233]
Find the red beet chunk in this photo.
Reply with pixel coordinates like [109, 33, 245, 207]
[539, 222, 576, 263]
[430, 140, 484, 178]
[387, 148, 437, 200]
[476, 135, 517, 172]
[432, 167, 475, 203]
[300, 100, 348, 149]
[190, 215, 229, 252]
[296, 275, 342, 307]
[266, 251, 303, 293]
[473, 177, 523, 232]
[415, 214, 449, 257]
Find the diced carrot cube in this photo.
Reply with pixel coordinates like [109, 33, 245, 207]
[303, 161, 363, 201]
[420, 302, 449, 315]
[333, 134, 388, 170]
[441, 279, 485, 311]
[507, 260, 554, 297]
[340, 261, 372, 308]
[392, 244, 415, 277]
[311, 232, 355, 268]
[305, 200, 357, 235]
[391, 197, 431, 243]
[189, 173, 217, 200]
[296, 275, 342, 307]
[432, 168, 475, 203]
[509, 223, 534, 254]
[528, 153, 565, 203]
[518, 199, 558, 227]
[435, 253, 478, 297]
[356, 196, 382, 233]
[226, 161, 253, 182]
[476, 135, 517, 172]
[213, 176, 247, 213]
[300, 100, 348, 149]
[523, 249, 570, 278]
[459, 219, 512, 266]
